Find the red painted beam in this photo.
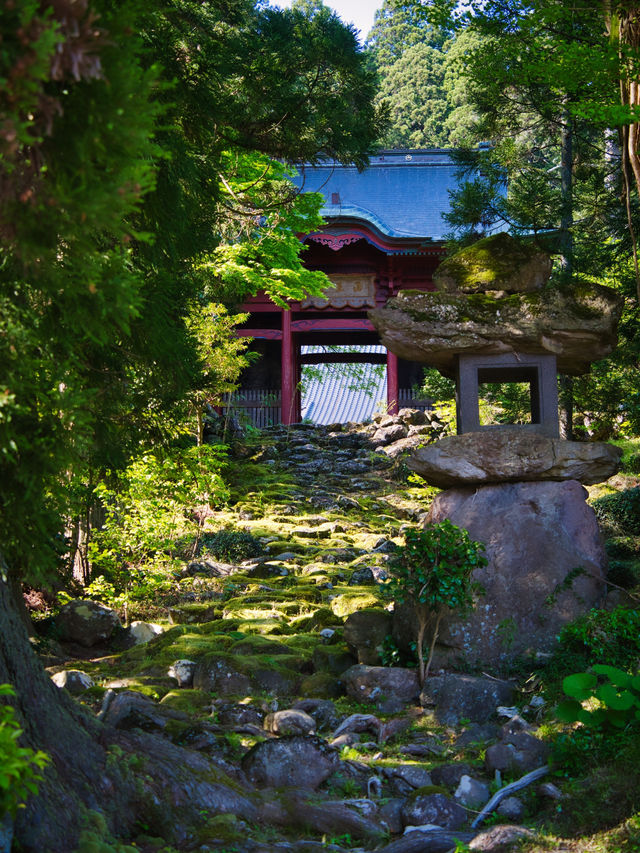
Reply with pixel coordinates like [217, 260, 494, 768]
[237, 329, 283, 340]
[300, 352, 387, 365]
[291, 318, 375, 333]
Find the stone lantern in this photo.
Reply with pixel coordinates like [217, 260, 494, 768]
[369, 233, 625, 667]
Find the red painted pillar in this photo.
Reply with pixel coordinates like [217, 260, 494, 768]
[387, 349, 399, 414]
[281, 309, 295, 424]
[292, 338, 301, 423]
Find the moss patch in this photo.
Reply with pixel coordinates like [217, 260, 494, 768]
[159, 689, 212, 713]
[433, 232, 549, 292]
[330, 591, 383, 617]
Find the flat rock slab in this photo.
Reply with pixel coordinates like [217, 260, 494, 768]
[369, 282, 623, 376]
[425, 480, 606, 666]
[408, 428, 622, 487]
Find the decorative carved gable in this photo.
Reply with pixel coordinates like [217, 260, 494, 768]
[302, 274, 376, 309]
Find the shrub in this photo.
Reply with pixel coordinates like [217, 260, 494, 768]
[388, 520, 486, 684]
[90, 443, 229, 581]
[202, 529, 263, 563]
[623, 452, 640, 475]
[556, 606, 640, 671]
[557, 665, 640, 730]
[592, 487, 640, 536]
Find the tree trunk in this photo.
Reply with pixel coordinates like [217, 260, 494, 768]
[559, 98, 574, 277]
[558, 99, 574, 439]
[608, 2, 640, 299]
[0, 566, 136, 851]
[559, 374, 574, 441]
[423, 611, 442, 683]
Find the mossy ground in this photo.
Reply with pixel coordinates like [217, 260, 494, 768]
[38, 426, 640, 852]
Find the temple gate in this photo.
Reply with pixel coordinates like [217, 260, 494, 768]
[232, 149, 459, 425]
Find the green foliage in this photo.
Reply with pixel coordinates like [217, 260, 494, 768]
[420, 367, 532, 427]
[556, 607, 640, 671]
[572, 264, 640, 440]
[0, 685, 49, 820]
[419, 368, 456, 404]
[389, 520, 486, 682]
[390, 521, 486, 612]
[89, 443, 229, 589]
[557, 665, 640, 730]
[551, 725, 617, 776]
[420, 0, 640, 335]
[201, 529, 263, 564]
[199, 153, 332, 308]
[0, 0, 163, 581]
[1, 0, 384, 593]
[367, 0, 477, 148]
[74, 810, 139, 853]
[592, 488, 640, 536]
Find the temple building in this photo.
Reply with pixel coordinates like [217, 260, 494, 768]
[231, 149, 459, 425]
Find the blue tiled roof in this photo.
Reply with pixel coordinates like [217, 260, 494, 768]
[293, 149, 457, 241]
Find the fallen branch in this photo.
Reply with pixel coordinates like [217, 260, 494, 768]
[471, 765, 550, 828]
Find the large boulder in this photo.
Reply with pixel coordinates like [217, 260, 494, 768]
[264, 709, 316, 736]
[50, 669, 94, 694]
[342, 665, 420, 713]
[420, 673, 515, 725]
[369, 282, 623, 376]
[193, 656, 252, 696]
[433, 233, 552, 294]
[400, 791, 467, 829]
[193, 653, 300, 698]
[343, 609, 393, 665]
[241, 735, 339, 789]
[423, 480, 606, 666]
[484, 731, 550, 774]
[408, 428, 621, 487]
[55, 599, 121, 646]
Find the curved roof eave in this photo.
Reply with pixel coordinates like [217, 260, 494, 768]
[304, 214, 439, 255]
[320, 202, 425, 239]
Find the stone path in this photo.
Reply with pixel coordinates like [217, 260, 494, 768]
[43, 416, 556, 853]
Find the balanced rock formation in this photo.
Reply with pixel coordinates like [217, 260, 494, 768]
[370, 234, 621, 668]
[369, 281, 623, 376]
[424, 480, 607, 666]
[408, 427, 622, 488]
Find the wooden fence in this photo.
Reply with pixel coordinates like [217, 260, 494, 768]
[220, 390, 282, 429]
[398, 390, 433, 413]
[220, 387, 433, 428]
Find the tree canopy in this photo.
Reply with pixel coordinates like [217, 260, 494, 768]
[366, 0, 477, 148]
[0, 1, 386, 846]
[0, 0, 385, 582]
